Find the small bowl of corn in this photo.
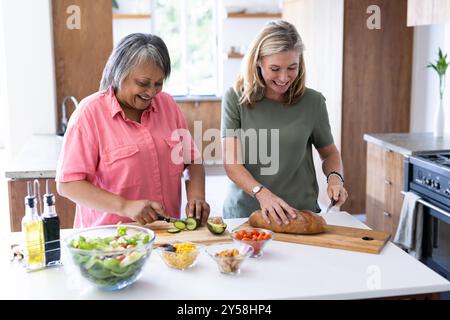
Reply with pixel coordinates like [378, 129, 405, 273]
[156, 241, 202, 270]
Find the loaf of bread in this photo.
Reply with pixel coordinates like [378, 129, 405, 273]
[248, 209, 327, 234]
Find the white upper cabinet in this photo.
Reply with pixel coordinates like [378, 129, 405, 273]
[407, 0, 450, 26]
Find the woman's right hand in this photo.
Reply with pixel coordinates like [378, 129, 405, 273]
[255, 188, 297, 225]
[122, 200, 166, 225]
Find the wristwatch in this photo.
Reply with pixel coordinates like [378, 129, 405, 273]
[251, 185, 264, 198]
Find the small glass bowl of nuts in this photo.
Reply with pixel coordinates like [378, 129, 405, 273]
[157, 241, 202, 270]
[205, 243, 254, 275]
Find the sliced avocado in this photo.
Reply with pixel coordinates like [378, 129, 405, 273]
[206, 217, 227, 235]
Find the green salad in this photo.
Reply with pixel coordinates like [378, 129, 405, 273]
[69, 225, 152, 288]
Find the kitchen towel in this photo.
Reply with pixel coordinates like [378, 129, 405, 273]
[393, 191, 424, 259]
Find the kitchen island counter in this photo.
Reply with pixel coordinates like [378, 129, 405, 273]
[1, 212, 450, 300]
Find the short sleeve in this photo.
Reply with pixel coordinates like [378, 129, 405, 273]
[221, 87, 241, 138]
[55, 109, 99, 183]
[311, 94, 334, 149]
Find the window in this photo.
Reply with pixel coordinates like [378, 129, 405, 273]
[152, 0, 218, 96]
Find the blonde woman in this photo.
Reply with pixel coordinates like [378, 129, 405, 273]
[221, 20, 348, 225]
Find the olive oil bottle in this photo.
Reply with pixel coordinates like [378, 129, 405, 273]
[42, 179, 61, 265]
[22, 181, 45, 271]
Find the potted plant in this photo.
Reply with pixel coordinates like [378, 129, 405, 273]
[427, 48, 449, 137]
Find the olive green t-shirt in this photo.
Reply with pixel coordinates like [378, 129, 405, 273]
[221, 87, 334, 218]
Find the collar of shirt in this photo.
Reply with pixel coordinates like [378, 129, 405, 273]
[106, 86, 159, 120]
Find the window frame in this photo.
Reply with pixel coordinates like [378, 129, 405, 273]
[151, 0, 220, 97]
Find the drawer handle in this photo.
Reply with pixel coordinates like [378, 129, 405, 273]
[384, 180, 392, 185]
[383, 211, 391, 217]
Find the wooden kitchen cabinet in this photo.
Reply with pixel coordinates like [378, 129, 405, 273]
[341, 0, 412, 214]
[177, 100, 222, 162]
[8, 178, 76, 232]
[52, 0, 113, 133]
[365, 143, 405, 238]
[407, 0, 450, 26]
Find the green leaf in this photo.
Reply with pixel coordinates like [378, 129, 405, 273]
[117, 225, 127, 237]
[427, 64, 438, 73]
[428, 48, 450, 77]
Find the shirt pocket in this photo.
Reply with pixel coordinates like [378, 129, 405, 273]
[164, 136, 185, 176]
[101, 144, 141, 188]
[104, 144, 140, 165]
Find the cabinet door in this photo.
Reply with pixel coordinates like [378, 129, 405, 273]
[366, 143, 388, 231]
[178, 101, 222, 162]
[198, 101, 222, 162]
[366, 143, 386, 207]
[8, 179, 76, 232]
[407, 0, 450, 26]
[341, 0, 412, 214]
[365, 143, 405, 237]
[384, 150, 405, 237]
[52, 0, 113, 133]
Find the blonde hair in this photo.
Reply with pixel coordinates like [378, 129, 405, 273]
[235, 20, 306, 106]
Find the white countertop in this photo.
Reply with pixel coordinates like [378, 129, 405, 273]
[5, 134, 63, 179]
[1, 212, 450, 300]
[364, 132, 450, 156]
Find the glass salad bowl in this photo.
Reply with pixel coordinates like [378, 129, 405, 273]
[65, 224, 155, 291]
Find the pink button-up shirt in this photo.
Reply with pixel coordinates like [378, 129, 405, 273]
[56, 87, 200, 228]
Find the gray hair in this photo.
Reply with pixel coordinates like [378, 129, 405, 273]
[99, 33, 171, 91]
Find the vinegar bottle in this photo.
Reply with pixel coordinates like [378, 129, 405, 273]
[42, 179, 61, 265]
[22, 181, 45, 271]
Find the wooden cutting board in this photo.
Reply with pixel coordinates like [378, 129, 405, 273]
[235, 222, 391, 254]
[142, 221, 232, 246]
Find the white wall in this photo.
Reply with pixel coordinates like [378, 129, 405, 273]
[0, 0, 56, 159]
[219, 0, 281, 94]
[0, 0, 7, 150]
[112, 0, 152, 47]
[283, 0, 344, 208]
[410, 24, 450, 134]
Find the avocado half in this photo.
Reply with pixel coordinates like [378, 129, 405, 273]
[206, 217, 227, 235]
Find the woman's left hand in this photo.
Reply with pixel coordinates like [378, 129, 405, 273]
[185, 199, 210, 225]
[327, 175, 348, 206]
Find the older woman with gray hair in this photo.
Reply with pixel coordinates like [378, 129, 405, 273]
[56, 33, 210, 228]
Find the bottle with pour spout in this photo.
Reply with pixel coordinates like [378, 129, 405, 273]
[42, 179, 61, 265]
[22, 181, 45, 271]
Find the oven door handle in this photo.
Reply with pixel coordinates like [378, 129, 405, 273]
[433, 218, 439, 248]
[401, 191, 450, 219]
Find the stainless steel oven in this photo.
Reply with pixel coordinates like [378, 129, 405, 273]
[404, 152, 450, 299]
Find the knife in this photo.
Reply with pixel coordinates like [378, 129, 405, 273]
[156, 213, 176, 223]
[325, 199, 338, 214]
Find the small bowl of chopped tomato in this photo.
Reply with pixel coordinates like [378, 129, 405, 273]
[231, 228, 274, 258]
